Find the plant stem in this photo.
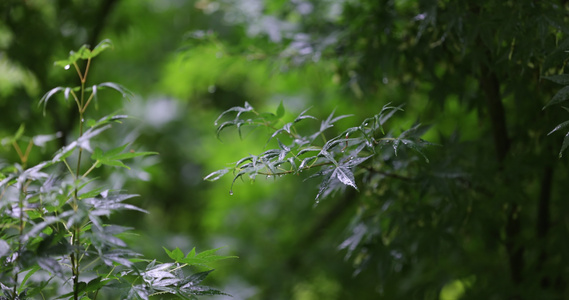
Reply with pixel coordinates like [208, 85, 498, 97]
[71, 57, 91, 300]
[13, 179, 30, 298]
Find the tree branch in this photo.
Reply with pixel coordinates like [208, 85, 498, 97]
[479, 51, 524, 291]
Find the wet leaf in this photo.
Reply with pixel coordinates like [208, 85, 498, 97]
[204, 168, 230, 181]
[333, 167, 357, 189]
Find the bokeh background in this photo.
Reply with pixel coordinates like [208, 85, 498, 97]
[2, 0, 569, 299]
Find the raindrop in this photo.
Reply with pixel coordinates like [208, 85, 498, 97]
[64, 65, 70, 70]
[364, 123, 368, 126]
[208, 85, 216, 93]
[267, 175, 272, 178]
[214, 122, 218, 126]
[229, 190, 233, 196]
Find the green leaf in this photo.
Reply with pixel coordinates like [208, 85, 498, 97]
[319, 150, 338, 166]
[294, 107, 317, 123]
[39, 87, 66, 114]
[33, 132, 63, 147]
[333, 167, 358, 190]
[164, 247, 186, 261]
[204, 168, 230, 181]
[0, 239, 9, 257]
[54, 45, 92, 69]
[14, 124, 25, 141]
[89, 114, 129, 128]
[184, 269, 214, 286]
[92, 144, 158, 169]
[276, 100, 285, 118]
[378, 104, 404, 125]
[75, 45, 92, 60]
[84, 276, 108, 293]
[19, 265, 41, 293]
[543, 74, 569, 85]
[214, 102, 255, 126]
[90, 39, 113, 57]
[559, 131, 569, 158]
[544, 86, 569, 109]
[97, 82, 134, 100]
[165, 247, 237, 267]
[548, 120, 569, 135]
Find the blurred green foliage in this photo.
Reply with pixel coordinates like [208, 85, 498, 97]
[2, 0, 569, 299]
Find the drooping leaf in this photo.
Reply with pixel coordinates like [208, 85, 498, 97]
[39, 87, 72, 114]
[214, 102, 255, 126]
[204, 168, 230, 181]
[97, 82, 134, 101]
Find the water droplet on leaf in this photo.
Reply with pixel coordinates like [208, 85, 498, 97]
[64, 65, 70, 70]
[229, 190, 233, 196]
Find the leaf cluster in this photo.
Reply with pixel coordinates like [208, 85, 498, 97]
[544, 70, 569, 157]
[0, 41, 233, 299]
[206, 102, 432, 200]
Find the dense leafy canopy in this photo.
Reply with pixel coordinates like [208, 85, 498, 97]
[2, 0, 569, 299]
